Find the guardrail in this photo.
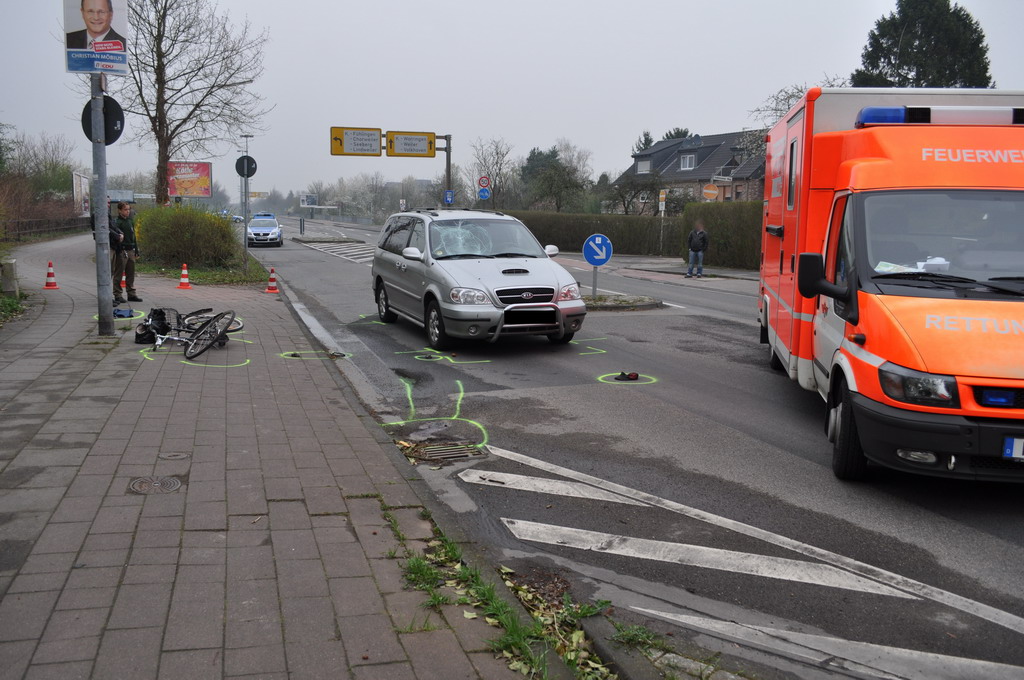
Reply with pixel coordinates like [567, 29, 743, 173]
[1, 217, 91, 242]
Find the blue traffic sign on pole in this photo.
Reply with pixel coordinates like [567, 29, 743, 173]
[444, 190, 454, 205]
[583, 233, 613, 266]
[478, 187, 491, 201]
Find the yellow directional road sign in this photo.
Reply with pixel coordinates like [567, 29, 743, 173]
[330, 127, 382, 156]
[386, 131, 436, 158]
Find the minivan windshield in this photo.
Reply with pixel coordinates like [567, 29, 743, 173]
[428, 218, 546, 259]
[860, 190, 1024, 288]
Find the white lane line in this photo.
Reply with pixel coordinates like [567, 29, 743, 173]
[502, 519, 913, 598]
[485, 445, 1024, 634]
[459, 470, 644, 506]
[634, 608, 1023, 680]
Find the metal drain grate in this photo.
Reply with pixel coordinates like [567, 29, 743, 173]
[128, 476, 182, 494]
[399, 441, 484, 463]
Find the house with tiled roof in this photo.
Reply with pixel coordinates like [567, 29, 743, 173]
[613, 129, 766, 212]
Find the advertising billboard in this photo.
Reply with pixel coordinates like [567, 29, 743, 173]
[167, 161, 213, 198]
[299, 194, 318, 207]
[65, 0, 129, 75]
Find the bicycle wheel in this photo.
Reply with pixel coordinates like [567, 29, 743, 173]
[184, 311, 231, 360]
[183, 311, 244, 333]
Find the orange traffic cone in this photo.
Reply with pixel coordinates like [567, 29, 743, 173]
[264, 268, 280, 294]
[43, 261, 60, 289]
[176, 263, 192, 290]
[120, 272, 126, 289]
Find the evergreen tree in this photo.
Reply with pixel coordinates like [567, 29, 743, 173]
[632, 130, 655, 155]
[851, 0, 993, 88]
[661, 127, 690, 141]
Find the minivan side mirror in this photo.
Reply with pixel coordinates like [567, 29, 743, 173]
[544, 245, 559, 257]
[797, 253, 848, 300]
[402, 247, 424, 262]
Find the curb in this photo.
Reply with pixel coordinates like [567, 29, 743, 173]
[581, 616, 662, 680]
[583, 295, 663, 312]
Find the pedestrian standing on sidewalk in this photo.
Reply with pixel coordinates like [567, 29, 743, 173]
[111, 202, 142, 303]
[685, 219, 709, 278]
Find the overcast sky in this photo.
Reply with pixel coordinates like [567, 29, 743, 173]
[5, 0, 1024, 202]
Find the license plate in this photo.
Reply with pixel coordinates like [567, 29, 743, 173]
[1003, 437, 1024, 459]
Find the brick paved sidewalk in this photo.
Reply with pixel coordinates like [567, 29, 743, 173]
[0, 236, 530, 679]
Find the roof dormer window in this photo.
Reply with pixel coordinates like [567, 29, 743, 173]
[637, 160, 651, 174]
[680, 154, 695, 170]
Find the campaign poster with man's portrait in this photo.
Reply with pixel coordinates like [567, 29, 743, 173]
[65, 0, 129, 75]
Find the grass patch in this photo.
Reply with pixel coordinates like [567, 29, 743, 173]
[0, 293, 26, 328]
[135, 253, 267, 286]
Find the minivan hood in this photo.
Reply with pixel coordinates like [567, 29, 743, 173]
[874, 296, 1024, 379]
[435, 257, 568, 291]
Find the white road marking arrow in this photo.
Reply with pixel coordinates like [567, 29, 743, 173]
[458, 469, 644, 505]
[501, 518, 914, 598]
[633, 608, 1024, 680]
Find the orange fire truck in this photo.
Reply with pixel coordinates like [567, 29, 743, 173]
[759, 87, 1024, 481]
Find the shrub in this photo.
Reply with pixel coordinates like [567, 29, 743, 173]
[508, 200, 762, 269]
[136, 205, 241, 267]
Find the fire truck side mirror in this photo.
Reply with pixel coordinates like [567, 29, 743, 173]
[797, 253, 848, 301]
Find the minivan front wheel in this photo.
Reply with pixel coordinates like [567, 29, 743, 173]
[426, 301, 452, 350]
[376, 283, 397, 323]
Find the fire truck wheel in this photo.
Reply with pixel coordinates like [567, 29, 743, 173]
[832, 380, 869, 481]
[768, 344, 784, 371]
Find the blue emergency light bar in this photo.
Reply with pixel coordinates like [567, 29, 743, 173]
[855, 106, 1024, 128]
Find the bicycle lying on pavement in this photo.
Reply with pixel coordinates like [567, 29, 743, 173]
[136, 307, 241, 360]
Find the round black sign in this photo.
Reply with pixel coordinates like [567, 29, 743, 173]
[236, 155, 257, 178]
[80, 96, 124, 146]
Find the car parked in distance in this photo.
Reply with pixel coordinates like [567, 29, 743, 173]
[246, 217, 283, 247]
[371, 208, 586, 350]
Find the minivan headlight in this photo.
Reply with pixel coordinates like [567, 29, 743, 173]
[879, 362, 959, 408]
[449, 287, 489, 304]
[557, 283, 581, 301]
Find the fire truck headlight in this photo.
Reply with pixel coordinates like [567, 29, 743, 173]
[879, 362, 960, 408]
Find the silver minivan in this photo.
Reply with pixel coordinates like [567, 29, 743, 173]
[371, 209, 586, 350]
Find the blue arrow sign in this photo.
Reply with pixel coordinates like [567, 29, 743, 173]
[583, 233, 613, 266]
[478, 187, 491, 201]
[444, 190, 454, 205]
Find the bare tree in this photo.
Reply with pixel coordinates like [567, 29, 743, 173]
[749, 74, 850, 129]
[116, 0, 271, 204]
[469, 137, 518, 209]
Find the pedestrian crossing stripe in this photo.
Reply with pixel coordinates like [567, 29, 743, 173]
[478, 445, 1024, 635]
[300, 241, 375, 264]
[633, 608, 1024, 680]
[500, 518, 913, 598]
[458, 469, 644, 505]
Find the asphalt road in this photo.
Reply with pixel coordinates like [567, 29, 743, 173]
[253, 217, 1024, 679]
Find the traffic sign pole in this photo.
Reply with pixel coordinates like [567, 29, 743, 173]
[582, 234, 613, 297]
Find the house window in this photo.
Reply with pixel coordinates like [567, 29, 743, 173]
[637, 160, 651, 174]
[680, 155, 695, 170]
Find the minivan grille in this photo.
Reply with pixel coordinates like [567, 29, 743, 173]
[495, 287, 554, 305]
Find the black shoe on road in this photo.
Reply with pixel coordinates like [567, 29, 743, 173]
[127, 295, 143, 302]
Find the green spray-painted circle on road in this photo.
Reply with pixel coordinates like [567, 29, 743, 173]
[597, 373, 658, 385]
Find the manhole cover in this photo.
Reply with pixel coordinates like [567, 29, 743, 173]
[157, 452, 190, 460]
[128, 476, 182, 494]
[397, 441, 483, 463]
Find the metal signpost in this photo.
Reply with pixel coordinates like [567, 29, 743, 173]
[331, 127, 453, 200]
[66, 0, 130, 335]
[583, 233, 613, 297]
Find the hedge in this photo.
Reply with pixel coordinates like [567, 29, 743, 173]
[507, 201, 762, 270]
